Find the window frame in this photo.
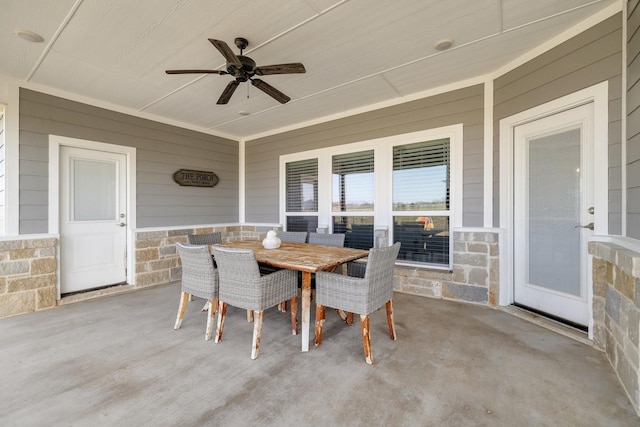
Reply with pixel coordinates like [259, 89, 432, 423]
[279, 125, 463, 270]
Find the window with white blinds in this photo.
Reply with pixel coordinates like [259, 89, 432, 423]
[392, 138, 450, 266]
[393, 139, 449, 211]
[286, 159, 317, 212]
[332, 150, 374, 212]
[330, 150, 375, 248]
[285, 159, 318, 233]
[280, 125, 460, 269]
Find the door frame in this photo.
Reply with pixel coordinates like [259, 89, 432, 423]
[499, 81, 609, 339]
[49, 135, 137, 299]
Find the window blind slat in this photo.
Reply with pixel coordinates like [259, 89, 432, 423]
[394, 139, 449, 170]
[333, 150, 374, 174]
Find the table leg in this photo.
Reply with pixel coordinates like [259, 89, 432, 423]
[301, 271, 311, 352]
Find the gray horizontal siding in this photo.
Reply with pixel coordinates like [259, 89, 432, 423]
[494, 13, 623, 233]
[245, 85, 485, 226]
[19, 89, 239, 233]
[629, 0, 640, 238]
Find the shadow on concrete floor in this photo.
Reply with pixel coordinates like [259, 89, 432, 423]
[1, 283, 638, 426]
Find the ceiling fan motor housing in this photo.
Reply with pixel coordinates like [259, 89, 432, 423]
[227, 55, 256, 82]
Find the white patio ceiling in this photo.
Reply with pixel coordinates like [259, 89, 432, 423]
[0, 0, 618, 140]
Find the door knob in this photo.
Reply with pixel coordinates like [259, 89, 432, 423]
[118, 222, 126, 227]
[575, 222, 594, 230]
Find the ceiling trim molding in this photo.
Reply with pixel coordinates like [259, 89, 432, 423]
[244, 75, 489, 142]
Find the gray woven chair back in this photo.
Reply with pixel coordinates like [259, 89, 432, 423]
[212, 246, 261, 281]
[308, 232, 345, 247]
[212, 246, 297, 311]
[365, 242, 401, 281]
[188, 232, 222, 245]
[364, 243, 401, 308]
[176, 243, 218, 300]
[276, 231, 307, 243]
[316, 242, 400, 315]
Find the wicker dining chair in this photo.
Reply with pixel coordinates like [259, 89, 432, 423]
[276, 231, 308, 243]
[188, 232, 222, 246]
[174, 243, 219, 340]
[314, 242, 401, 364]
[308, 232, 345, 247]
[211, 246, 299, 359]
[187, 232, 222, 309]
[305, 231, 349, 315]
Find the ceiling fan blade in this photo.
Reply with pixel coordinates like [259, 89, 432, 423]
[209, 39, 242, 67]
[254, 63, 306, 76]
[166, 69, 225, 74]
[217, 81, 240, 104]
[251, 79, 291, 104]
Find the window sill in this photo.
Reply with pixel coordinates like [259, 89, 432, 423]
[395, 260, 451, 271]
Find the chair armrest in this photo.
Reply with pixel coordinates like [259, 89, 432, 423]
[315, 271, 369, 313]
[262, 268, 297, 286]
[316, 270, 364, 287]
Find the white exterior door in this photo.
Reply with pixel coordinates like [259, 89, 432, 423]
[60, 146, 127, 294]
[513, 103, 594, 327]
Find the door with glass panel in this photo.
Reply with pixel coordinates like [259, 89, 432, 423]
[513, 103, 593, 326]
[60, 146, 127, 294]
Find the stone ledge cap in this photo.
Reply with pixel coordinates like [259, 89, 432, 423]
[590, 242, 640, 278]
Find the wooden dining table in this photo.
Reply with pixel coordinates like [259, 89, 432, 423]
[215, 240, 369, 352]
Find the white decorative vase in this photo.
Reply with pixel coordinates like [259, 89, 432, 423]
[262, 230, 281, 249]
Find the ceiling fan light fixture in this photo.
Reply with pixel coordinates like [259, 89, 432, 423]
[15, 29, 44, 43]
[434, 37, 454, 51]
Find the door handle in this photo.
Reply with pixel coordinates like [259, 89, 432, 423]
[118, 222, 126, 227]
[575, 222, 594, 230]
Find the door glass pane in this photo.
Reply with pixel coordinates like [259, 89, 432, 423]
[72, 159, 116, 221]
[528, 128, 581, 296]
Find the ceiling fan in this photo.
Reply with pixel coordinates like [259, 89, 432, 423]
[166, 37, 306, 105]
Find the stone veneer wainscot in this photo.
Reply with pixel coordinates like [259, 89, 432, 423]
[393, 230, 499, 306]
[590, 241, 640, 413]
[0, 236, 57, 318]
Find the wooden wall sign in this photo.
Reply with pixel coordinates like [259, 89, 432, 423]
[173, 169, 219, 187]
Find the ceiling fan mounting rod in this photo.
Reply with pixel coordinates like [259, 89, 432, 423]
[235, 37, 249, 55]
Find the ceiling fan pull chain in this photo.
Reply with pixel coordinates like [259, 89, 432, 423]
[247, 82, 250, 99]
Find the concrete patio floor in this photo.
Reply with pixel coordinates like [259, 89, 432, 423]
[1, 282, 638, 426]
